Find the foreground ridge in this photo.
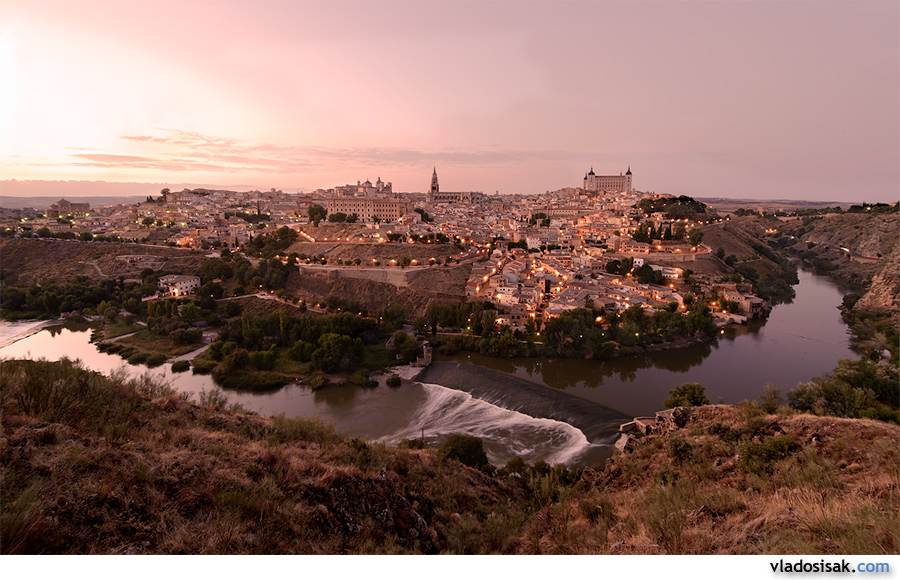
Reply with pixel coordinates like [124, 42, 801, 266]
[1, 359, 897, 554]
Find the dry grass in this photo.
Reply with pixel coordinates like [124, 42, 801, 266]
[3, 360, 898, 554]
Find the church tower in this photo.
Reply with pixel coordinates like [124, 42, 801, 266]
[430, 167, 439, 194]
[428, 167, 439, 203]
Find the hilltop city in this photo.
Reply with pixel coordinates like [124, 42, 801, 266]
[0, 168, 773, 330]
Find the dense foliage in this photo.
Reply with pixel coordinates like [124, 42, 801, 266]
[242, 226, 299, 259]
[636, 196, 711, 220]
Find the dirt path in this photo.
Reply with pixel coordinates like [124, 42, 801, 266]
[81, 261, 105, 277]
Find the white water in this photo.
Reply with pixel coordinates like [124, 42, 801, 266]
[380, 382, 603, 466]
[0, 319, 58, 348]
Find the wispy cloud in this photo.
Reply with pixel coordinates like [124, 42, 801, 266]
[54, 129, 593, 175]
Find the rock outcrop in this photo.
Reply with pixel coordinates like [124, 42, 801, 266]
[854, 252, 900, 320]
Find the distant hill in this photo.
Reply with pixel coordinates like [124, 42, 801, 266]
[0, 195, 145, 209]
[0, 180, 307, 209]
[697, 197, 852, 212]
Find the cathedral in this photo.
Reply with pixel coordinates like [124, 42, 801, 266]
[426, 168, 484, 205]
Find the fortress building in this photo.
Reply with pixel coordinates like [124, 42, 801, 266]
[583, 167, 633, 192]
[325, 176, 408, 222]
[427, 167, 484, 205]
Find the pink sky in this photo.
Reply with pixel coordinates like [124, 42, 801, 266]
[1, 0, 898, 202]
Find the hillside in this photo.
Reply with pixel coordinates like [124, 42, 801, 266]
[0, 239, 208, 285]
[700, 214, 898, 323]
[3, 358, 897, 555]
[285, 263, 469, 317]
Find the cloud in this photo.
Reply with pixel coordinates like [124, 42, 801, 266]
[71, 153, 158, 163]
[48, 129, 594, 178]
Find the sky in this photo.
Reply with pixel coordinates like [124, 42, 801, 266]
[1, 0, 898, 202]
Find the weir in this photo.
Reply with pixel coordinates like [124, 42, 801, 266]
[416, 361, 629, 444]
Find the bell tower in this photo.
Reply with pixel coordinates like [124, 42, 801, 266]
[428, 167, 439, 202]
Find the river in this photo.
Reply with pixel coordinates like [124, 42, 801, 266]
[434, 268, 855, 420]
[0, 268, 855, 467]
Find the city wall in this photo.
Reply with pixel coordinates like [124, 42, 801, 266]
[297, 265, 410, 287]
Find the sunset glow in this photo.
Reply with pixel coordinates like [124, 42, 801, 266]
[1, 0, 898, 200]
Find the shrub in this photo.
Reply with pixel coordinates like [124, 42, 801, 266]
[398, 438, 429, 449]
[667, 437, 694, 464]
[737, 435, 798, 475]
[198, 389, 230, 410]
[386, 374, 402, 387]
[308, 375, 329, 390]
[214, 370, 288, 391]
[858, 406, 900, 424]
[348, 370, 378, 388]
[759, 384, 783, 414]
[191, 359, 216, 374]
[145, 353, 167, 368]
[439, 434, 489, 470]
[664, 382, 709, 408]
[708, 422, 743, 443]
[500, 456, 528, 475]
[171, 360, 190, 373]
[788, 376, 874, 418]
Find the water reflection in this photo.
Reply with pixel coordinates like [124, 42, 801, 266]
[443, 268, 854, 418]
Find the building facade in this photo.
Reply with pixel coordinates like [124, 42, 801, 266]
[325, 196, 410, 222]
[583, 167, 633, 192]
[46, 199, 91, 218]
[157, 275, 201, 297]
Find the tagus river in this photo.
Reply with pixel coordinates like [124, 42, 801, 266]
[0, 268, 854, 467]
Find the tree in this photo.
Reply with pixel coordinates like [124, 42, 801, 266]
[346, 213, 359, 223]
[142, 217, 155, 227]
[312, 332, 363, 373]
[180, 302, 199, 325]
[689, 228, 704, 247]
[664, 382, 709, 408]
[276, 225, 299, 244]
[426, 303, 441, 335]
[439, 434, 489, 470]
[328, 212, 347, 223]
[308, 204, 326, 226]
[160, 188, 170, 201]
